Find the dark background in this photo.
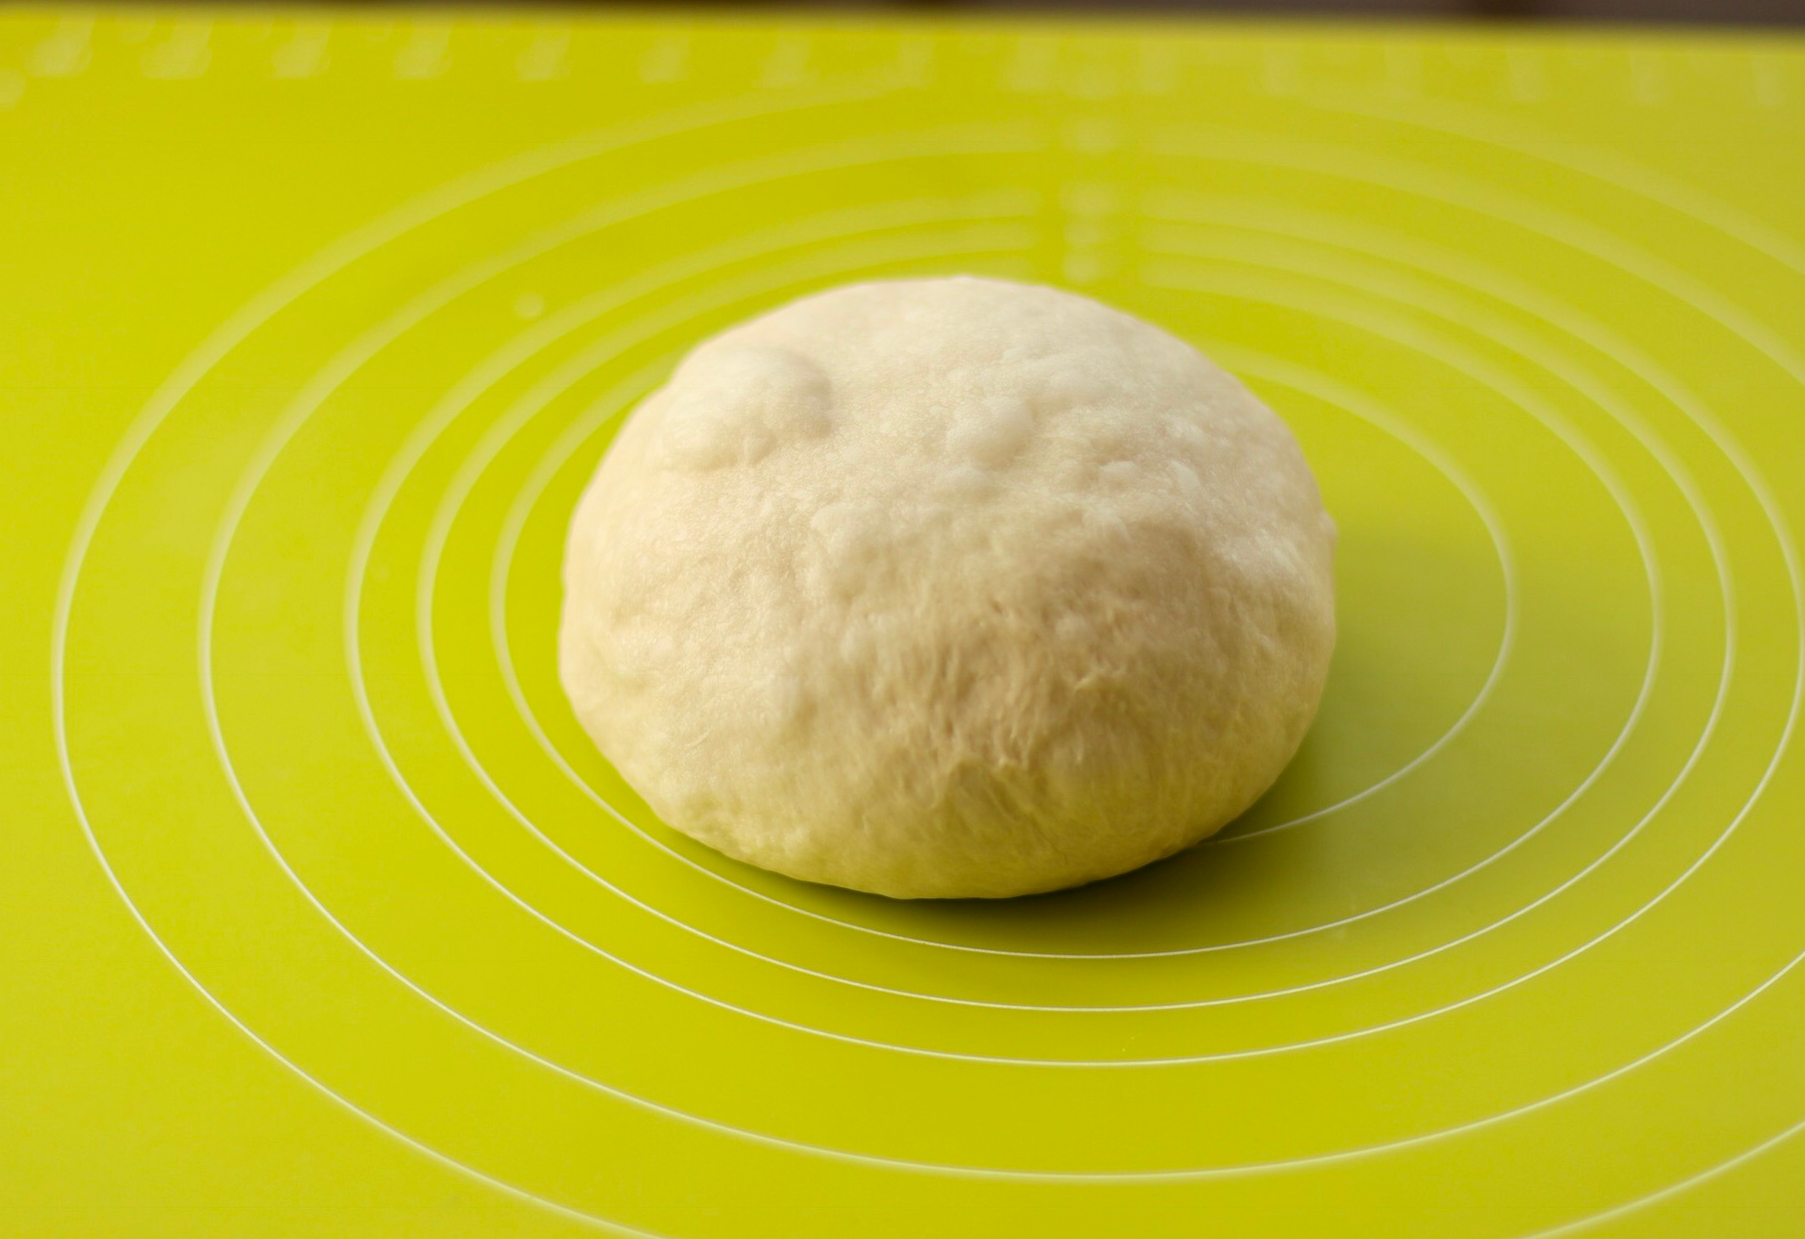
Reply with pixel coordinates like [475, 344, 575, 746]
[642, 0, 1805, 24]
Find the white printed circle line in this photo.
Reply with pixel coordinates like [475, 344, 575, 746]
[404, 251, 1677, 1053]
[394, 208, 1533, 1003]
[485, 204, 1669, 966]
[411, 328, 1511, 1014]
[50, 80, 928, 1236]
[56, 67, 1805, 1206]
[491, 246, 1665, 967]
[196, 141, 1799, 1173]
[1300, 87, 1805, 1239]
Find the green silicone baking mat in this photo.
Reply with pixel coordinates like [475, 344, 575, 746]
[5, 8, 1805, 1237]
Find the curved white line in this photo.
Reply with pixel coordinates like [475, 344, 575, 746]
[53, 72, 1804, 1202]
[1299, 85, 1805, 1239]
[420, 338, 1510, 1011]
[491, 257, 1652, 965]
[47, 78, 915, 1236]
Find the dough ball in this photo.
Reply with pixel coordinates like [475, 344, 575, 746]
[559, 276, 1335, 899]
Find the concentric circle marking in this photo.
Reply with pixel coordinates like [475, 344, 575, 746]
[377, 89, 1805, 1177]
[478, 327, 1521, 911]
[50, 81, 947, 1238]
[481, 208, 1666, 966]
[243, 111, 1776, 1090]
[410, 333, 1515, 1013]
[1133, 128, 1799, 980]
[1124, 130, 1805, 1145]
[339, 184, 1718, 1098]
[236, 238, 1537, 1090]
[404, 187, 1531, 988]
[207, 119, 1805, 1163]
[449, 270, 1733, 1064]
[488, 274, 1622, 958]
[47, 39, 1805, 1238]
[1303, 86, 1805, 1239]
[464, 114, 1761, 989]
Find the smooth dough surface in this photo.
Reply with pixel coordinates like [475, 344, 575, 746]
[560, 276, 1335, 899]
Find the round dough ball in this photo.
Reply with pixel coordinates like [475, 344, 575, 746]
[560, 276, 1335, 899]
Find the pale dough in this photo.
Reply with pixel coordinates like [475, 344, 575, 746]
[559, 276, 1335, 899]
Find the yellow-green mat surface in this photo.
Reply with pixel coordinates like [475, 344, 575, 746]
[4, 10, 1804, 1237]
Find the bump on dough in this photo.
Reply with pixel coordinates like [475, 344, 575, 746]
[560, 276, 1335, 899]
